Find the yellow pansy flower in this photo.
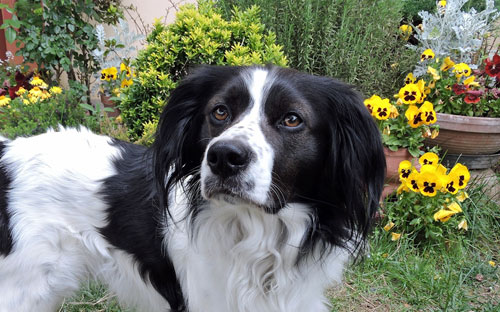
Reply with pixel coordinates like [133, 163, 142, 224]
[0, 95, 11, 107]
[416, 79, 427, 103]
[398, 160, 413, 181]
[121, 79, 133, 88]
[383, 221, 395, 232]
[456, 191, 469, 202]
[420, 49, 435, 62]
[406, 170, 421, 192]
[405, 105, 423, 128]
[450, 163, 470, 189]
[399, 24, 413, 41]
[120, 63, 133, 77]
[452, 63, 472, 78]
[458, 219, 468, 231]
[434, 209, 456, 222]
[101, 67, 118, 81]
[463, 75, 480, 87]
[397, 182, 410, 194]
[398, 83, 422, 105]
[404, 73, 416, 85]
[363, 94, 381, 115]
[373, 98, 392, 120]
[443, 172, 460, 194]
[420, 101, 437, 125]
[391, 232, 401, 241]
[427, 66, 440, 80]
[417, 169, 442, 197]
[419, 152, 439, 167]
[438, 0, 446, 8]
[441, 56, 455, 71]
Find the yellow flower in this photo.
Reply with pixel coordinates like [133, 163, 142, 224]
[373, 98, 392, 120]
[430, 128, 439, 139]
[452, 63, 472, 78]
[450, 163, 470, 189]
[364, 94, 381, 115]
[30, 76, 49, 89]
[49, 86, 63, 95]
[438, 0, 446, 7]
[458, 219, 468, 231]
[440, 57, 455, 71]
[399, 24, 413, 41]
[489, 261, 496, 267]
[120, 63, 133, 77]
[399, 84, 422, 105]
[389, 105, 399, 118]
[384, 221, 395, 232]
[420, 101, 437, 125]
[456, 191, 469, 202]
[398, 160, 413, 181]
[0, 95, 11, 107]
[404, 73, 416, 85]
[419, 152, 439, 167]
[443, 172, 460, 194]
[121, 79, 133, 88]
[101, 67, 118, 81]
[416, 79, 427, 103]
[417, 169, 442, 197]
[391, 232, 401, 241]
[16, 87, 27, 96]
[28, 87, 43, 100]
[434, 209, 456, 222]
[397, 182, 410, 194]
[463, 75, 480, 87]
[405, 105, 424, 128]
[420, 49, 435, 62]
[406, 170, 421, 192]
[446, 201, 462, 213]
[427, 66, 440, 80]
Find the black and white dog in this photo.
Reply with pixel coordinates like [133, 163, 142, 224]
[0, 65, 385, 312]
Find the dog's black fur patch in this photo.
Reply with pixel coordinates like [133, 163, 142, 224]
[0, 141, 13, 256]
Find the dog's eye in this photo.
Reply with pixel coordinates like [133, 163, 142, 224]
[212, 105, 229, 121]
[282, 113, 302, 128]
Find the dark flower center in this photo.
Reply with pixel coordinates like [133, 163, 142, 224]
[446, 181, 456, 193]
[423, 181, 436, 193]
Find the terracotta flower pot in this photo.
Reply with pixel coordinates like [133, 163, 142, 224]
[100, 93, 120, 118]
[382, 146, 418, 198]
[425, 112, 500, 155]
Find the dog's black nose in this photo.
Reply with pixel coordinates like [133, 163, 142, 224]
[207, 141, 252, 177]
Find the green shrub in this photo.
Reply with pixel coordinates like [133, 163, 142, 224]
[217, 0, 416, 98]
[0, 85, 88, 139]
[120, 0, 288, 140]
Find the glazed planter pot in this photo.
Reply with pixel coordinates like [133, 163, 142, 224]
[425, 113, 500, 155]
[100, 93, 120, 118]
[382, 146, 418, 198]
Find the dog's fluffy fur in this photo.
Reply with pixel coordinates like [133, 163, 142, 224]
[0, 65, 385, 312]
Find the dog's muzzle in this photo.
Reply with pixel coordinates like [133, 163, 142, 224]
[206, 140, 253, 178]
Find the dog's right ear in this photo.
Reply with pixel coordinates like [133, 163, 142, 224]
[152, 65, 242, 207]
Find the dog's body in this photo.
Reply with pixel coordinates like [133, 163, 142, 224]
[0, 66, 385, 312]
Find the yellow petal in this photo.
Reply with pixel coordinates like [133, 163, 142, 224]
[391, 232, 401, 241]
[458, 219, 468, 231]
[384, 221, 395, 232]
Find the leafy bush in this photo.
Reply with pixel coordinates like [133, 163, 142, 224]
[217, 0, 416, 98]
[120, 0, 288, 139]
[3, 0, 122, 102]
[0, 80, 87, 139]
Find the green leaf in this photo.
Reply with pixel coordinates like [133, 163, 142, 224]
[78, 103, 95, 112]
[67, 24, 75, 32]
[5, 27, 16, 43]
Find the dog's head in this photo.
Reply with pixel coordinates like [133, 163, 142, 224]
[153, 65, 385, 252]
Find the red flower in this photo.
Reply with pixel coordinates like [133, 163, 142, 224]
[452, 83, 467, 95]
[464, 90, 482, 104]
[485, 54, 500, 78]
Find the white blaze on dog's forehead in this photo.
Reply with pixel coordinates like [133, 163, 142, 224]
[244, 68, 269, 114]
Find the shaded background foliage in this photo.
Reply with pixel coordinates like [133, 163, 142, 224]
[216, 0, 417, 98]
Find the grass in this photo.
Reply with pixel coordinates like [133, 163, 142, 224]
[61, 175, 500, 312]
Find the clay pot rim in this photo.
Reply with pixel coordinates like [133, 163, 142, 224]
[436, 112, 500, 133]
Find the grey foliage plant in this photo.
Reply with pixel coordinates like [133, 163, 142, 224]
[411, 0, 499, 76]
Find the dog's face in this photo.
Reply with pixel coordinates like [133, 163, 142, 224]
[198, 68, 325, 211]
[154, 65, 385, 250]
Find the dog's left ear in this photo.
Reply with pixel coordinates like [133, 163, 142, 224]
[303, 76, 386, 255]
[152, 66, 242, 207]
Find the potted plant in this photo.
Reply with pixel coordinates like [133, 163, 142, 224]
[98, 62, 134, 117]
[407, 0, 500, 169]
[364, 82, 439, 197]
[418, 51, 500, 168]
